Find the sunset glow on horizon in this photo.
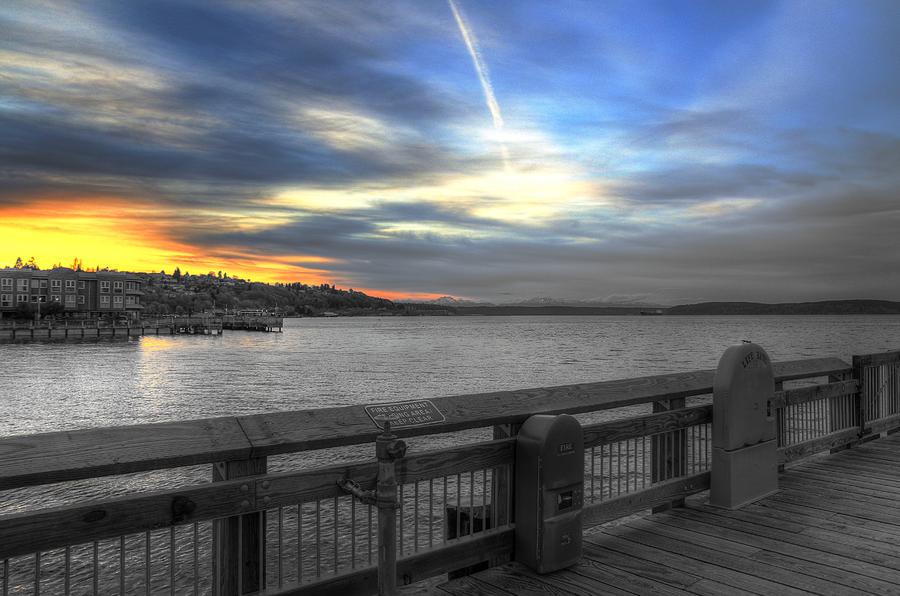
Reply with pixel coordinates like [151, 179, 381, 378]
[2, 1, 898, 303]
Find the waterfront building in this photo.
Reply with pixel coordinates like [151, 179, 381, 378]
[0, 268, 143, 319]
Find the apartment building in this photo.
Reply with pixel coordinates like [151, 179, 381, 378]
[0, 268, 143, 319]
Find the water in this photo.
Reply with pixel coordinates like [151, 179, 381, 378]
[2, 315, 899, 438]
[2, 315, 899, 593]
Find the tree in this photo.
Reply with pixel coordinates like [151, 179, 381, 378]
[41, 302, 65, 319]
[71, 257, 83, 271]
[26, 257, 39, 270]
[13, 257, 23, 269]
[173, 267, 181, 281]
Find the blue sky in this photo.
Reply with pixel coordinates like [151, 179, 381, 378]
[1, 0, 898, 303]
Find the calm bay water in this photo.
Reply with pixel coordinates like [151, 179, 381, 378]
[2, 314, 900, 438]
[1, 315, 899, 592]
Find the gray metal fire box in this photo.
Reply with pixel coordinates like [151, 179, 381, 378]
[514, 414, 584, 573]
[710, 342, 779, 509]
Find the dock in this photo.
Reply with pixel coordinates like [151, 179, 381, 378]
[0, 347, 897, 595]
[0, 314, 282, 342]
[435, 431, 900, 595]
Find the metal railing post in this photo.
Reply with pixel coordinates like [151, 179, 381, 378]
[375, 417, 406, 596]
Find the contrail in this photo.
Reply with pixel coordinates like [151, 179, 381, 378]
[448, 0, 510, 170]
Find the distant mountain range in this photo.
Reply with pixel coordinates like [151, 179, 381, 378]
[399, 295, 665, 308]
[665, 300, 900, 315]
[401, 298, 900, 316]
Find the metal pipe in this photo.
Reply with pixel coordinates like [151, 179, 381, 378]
[375, 417, 406, 596]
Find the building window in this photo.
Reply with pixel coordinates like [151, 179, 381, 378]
[78, 295, 85, 305]
[65, 294, 76, 306]
[51, 294, 60, 302]
[51, 279, 61, 290]
[113, 281, 124, 292]
[17, 279, 28, 291]
[100, 281, 110, 292]
[1, 294, 11, 307]
[40, 280, 47, 288]
[31, 279, 40, 288]
[17, 293, 28, 303]
[65, 280, 76, 291]
[31, 295, 38, 302]
[100, 295, 110, 306]
[78, 280, 85, 289]
[1, 278, 11, 290]
[113, 295, 123, 305]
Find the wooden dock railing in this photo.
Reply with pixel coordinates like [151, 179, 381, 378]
[0, 350, 897, 595]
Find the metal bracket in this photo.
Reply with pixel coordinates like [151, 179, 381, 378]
[337, 478, 377, 506]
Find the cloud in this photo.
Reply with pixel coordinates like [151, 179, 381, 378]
[1, 1, 899, 302]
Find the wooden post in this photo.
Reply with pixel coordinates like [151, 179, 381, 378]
[853, 356, 870, 439]
[491, 423, 520, 529]
[651, 398, 687, 512]
[213, 457, 267, 596]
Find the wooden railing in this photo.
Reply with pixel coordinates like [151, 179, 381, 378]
[0, 351, 897, 595]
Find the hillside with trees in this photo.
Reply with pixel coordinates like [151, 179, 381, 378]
[138, 270, 401, 316]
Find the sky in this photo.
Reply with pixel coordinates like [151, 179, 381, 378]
[1, 0, 898, 304]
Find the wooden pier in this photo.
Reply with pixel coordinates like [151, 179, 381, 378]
[0, 348, 897, 595]
[0, 314, 283, 342]
[435, 431, 900, 595]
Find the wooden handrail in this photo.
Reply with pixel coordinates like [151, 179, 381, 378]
[0, 357, 850, 491]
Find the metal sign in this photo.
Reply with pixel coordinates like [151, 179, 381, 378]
[364, 400, 446, 429]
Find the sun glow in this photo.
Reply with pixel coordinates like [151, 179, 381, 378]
[0, 199, 331, 284]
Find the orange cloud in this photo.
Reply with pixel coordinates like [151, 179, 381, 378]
[0, 198, 332, 285]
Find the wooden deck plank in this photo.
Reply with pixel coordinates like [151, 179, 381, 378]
[782, 467, 900, 498]
[597, 524, 832, 596]
[435, 432, 900, 596]
[629, 524, 894, 594]
[585, 530, 789, 596]
[634, 514, 896, 595]
[750, 499, 900, 542]
[478, 561, 635, 596]
[665, 508, 900, 578]
[567, 556, 695, 596]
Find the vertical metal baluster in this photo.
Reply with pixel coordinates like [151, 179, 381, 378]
[2, 558, 7, 596]
[368, 502, 373, 566]
[590, 446, 596, 501]
[351, 496, 357, 570]
[297, 505, 303, 583]
[35, 552, 40, 596]
[640, 437, 646, 488]
[482, 469, 488, 534]
[120, 536, 126, 596]
[278, 506, 284, 588]
[333, 496, 339, 574]
[145, 532, 151, 596]
[429, 478, 434, 548]
[65, 547, 71, 596]
[506, 464, 512, 523]
[193, 523, 199, 596]
[315, 500, 321, 579]
[443, 476, 449, 544]
[170, 527, 175, 595]
[94, 541, 99, 595]
[455, 474, 461, 540]
[398, 485, 404, 555]
[414, 481, 420, 552]
[469, 470, 475, 536]
[617, 441, 623, 494]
